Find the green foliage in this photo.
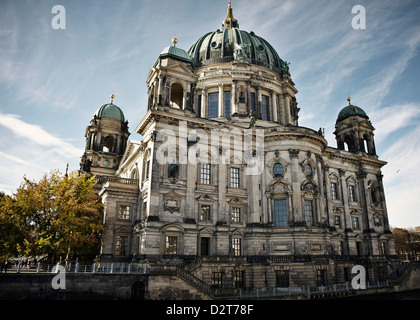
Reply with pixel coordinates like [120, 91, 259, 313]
[0, 170, 104, 262]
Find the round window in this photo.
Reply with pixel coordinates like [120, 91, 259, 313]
[273, 163, 284, 177]
[305, 164, 312, 176]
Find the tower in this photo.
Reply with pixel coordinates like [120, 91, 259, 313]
[334, 97, 377, 156]
[80, 94, 130, 182]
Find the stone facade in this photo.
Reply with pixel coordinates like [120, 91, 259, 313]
[80, 2, 398, 293]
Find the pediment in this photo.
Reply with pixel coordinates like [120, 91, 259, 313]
[196, 194, 216, 201]
[268, 181, 290, 194]
[301, 180, 318, 194]
[198, 227, 214, 235]
[163, 190, 184, 199]
[115, 226, 132, 234]
[161, 223, 184, 233]
[166, 62, 195, 77]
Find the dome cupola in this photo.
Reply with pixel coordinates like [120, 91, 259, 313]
[187, 1, 290, 75]
[334, 97, 376, 156]
[94, 95, 125, 122]
[336, 97, 369, 122]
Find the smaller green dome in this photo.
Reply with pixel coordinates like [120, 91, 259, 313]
[337, 104, 368, 122]
[159, 46, 192, 64]
[94, 103, 125, 122]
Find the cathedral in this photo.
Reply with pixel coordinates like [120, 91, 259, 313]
[80, 1, 397, 292]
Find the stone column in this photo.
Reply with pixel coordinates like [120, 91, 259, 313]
[284, 93, 291, 125]
[232, 80, 237, 114]
[358, 165, 375, 255]
[153, 78, 158, 106]
[339, 169, 351, 254]
[218, 162, 227, 223]
[201, 88, 207, 118]
[315, 154, 327, 225]
[246, 81, 251, 114]
[289, 149, 302, 223]
[157, 75, 163, 106]
[182, 88, 187, 110]
[257, 86, 262, 119]
[271, 91, 277, 123]
[218, 83, 224, 117]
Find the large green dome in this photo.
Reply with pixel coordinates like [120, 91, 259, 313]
[187, 2, 289, 75]
[94, 103, 125, 122]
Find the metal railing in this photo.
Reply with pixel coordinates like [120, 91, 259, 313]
[239, 280, 390, 299]
[3, 262, 149, 274]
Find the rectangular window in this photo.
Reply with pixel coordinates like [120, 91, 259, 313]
[115, 236, 128, 256]
[208, 92, 219, 119]
[224, 91, 231, 118]
[168, 163, 179, 179]
[230, 167, 240, 188]
[262, 95, 270, 121]
[349, 185, 357, 202]
[304, 200, 314, 226]
[334, 215, 341, 227]
[274, 199, 288, 227]
[331, 182, 338, 200]
[200, 205, 211, 222]
[200, 163, 211, 184]
[377, 267, 385, 281]
[352, 216, 360, 230]
[316, 269, 327, 286]
[165, 236, 178, 255]
[119, 206, 130, 220]
[344, 267, 350, 282]
[234, 270, 244, 288]
[356, 242, 362, 256]
[381, 242, 386, 255]
[275, 270, 290, 287]
[232, 238, 242, 256]
[212, 272, 223, 288]
[200, 237, 210, 256]
[144, 160, 150, 181]
[250, 92, 256, 113]
[231, 207, 241, 223]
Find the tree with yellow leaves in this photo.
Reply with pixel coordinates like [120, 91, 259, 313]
[0, 170, 104, 263]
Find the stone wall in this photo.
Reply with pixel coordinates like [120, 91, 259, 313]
[0, 273, 148, 300]
[148, 275, 211, 300]
[396, 262, 420, 292]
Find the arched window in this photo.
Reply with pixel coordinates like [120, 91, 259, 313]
[343, 134, 356, 152]
[170, 83, 183, 109]
[103, 136, 114, 153]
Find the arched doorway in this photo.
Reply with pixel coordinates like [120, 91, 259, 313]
[170, 83, 184, 109]
[131, 281, 145, 300]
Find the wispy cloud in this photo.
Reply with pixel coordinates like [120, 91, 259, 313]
[370, 103, 420, 143]
[0, 112, 82, 158]
[381, 125, 420, 227]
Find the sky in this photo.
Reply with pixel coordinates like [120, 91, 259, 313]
[0, 0, 419, 228]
